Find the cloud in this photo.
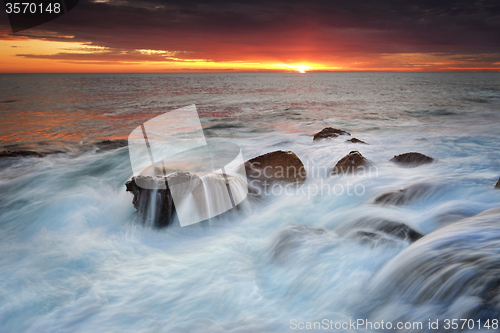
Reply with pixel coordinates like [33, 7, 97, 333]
[2, 0, 500, 69]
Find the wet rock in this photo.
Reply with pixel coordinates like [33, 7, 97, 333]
[126, 171, 248, 227]
[313, 127, 350, 141]
[390, 152, 434, 167]
[370, 207, 500, 320]
[125, 172, 199, 228]
[272, 224, 338, 263]
[352, 231, 401, 247]
[437, 209, 477, 225]
[126, 175, 176, 228]
[347, 138, 367, 144]
[374, 183, 433, 206]
[336, 217, 423, 246]
[0, 150, 44, 158]
[94, 139, 128, 150]
[495, 178, 500, 189]
[245, 150, 306, 185]
[331, 151, 371, 175]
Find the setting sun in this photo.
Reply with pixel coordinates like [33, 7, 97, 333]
[295, 66, 307, 73]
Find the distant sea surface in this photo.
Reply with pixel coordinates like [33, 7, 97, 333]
[1, 73, 500, 332]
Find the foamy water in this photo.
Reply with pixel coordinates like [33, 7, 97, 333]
[1, 73, 500, 332]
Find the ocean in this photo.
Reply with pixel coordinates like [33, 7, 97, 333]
[1, 72, 500, 332]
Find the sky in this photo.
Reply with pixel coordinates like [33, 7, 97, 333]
[1, 0, 500, 73]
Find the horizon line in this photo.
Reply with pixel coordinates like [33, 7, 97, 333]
[1, 70, 499, 74]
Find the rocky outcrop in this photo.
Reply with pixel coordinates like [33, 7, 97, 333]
[374, 183, 433, 206]
[94, 139, 128, 150]
[313, 127, 350, 141]
[125, 172, 197, 228]
[0, 150, 44, 158]
[331, 151, 371, 175]
[347, 138, 367, 144]
[496, 178, 500, 189]
[390, 152, 434, 167]
[245, 150, 306, 185]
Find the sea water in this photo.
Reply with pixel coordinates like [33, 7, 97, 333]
[1, 73, 500, 332]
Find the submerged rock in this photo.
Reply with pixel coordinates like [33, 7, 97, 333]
[374, 183, 433, 206]
[313, 127, 350, 141]
[347, 138, 367, 144]
[390, 152, 434, 167]
[331, 151, 371, 175]
[336, 217, 423, 246]
[272, 224, 339, 263]
[370, 207, 500, 321]
[245, 150, 306, 185]
[496, 178, 500, 189]
[0, 150, 44, 158]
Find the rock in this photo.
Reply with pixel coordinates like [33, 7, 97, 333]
[245, 150, 306, 185]
[272, 224, 339, 263]
[125, 172, 197, 228]
[353, 231, 402, 247]
[370, 207, 500, 321]
[496, 178, 500, 189]
[125, 173, 182, 228]
[94, 139, 128, 150]
[390, 152, 434, 167]
[313, 127, 350, 141]
[126, 171, 248, 227]
[331, 151, 371, 175]
[347, 138, 367, 144]
[0, 150, 44, 158]
[372, 221, 423, 242]
[336, 217, 423, 246]
[374, 183, 433, 206]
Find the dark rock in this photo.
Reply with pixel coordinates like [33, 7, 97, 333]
[336, 217, 423, 246]
[370, 207, 500, 319]
[375, 183, 433, 206]
[353, 231, 400, 247]
[126, 171, 247, 227]
[125, 172, 196, 228]
[496, 178, 500, 189]
[94, 139, 128, 150]
[437, 211, 476, 224]
[313, 127, 350, 141]
[331, 151, 371, 175]
[0, 150, 44, 158]
[272, 224, 332, 262]
[347, 138, 367, 144]
[375, 221, 423, 242]
[390, 152, 434, 167]
[245, 150, 306, 185]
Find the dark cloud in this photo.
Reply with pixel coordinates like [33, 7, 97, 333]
[2, 0, 500, 64]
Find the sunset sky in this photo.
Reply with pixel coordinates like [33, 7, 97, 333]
[1, 0, 500, 73]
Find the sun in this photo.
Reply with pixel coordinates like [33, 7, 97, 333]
[268, 63, 329, 73]
[295, 66, 307, 73]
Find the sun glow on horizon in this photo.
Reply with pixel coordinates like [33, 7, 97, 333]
[295, 66, 307, 73]
[268, 63, 332, 73]
[0, 35, 499, 72]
